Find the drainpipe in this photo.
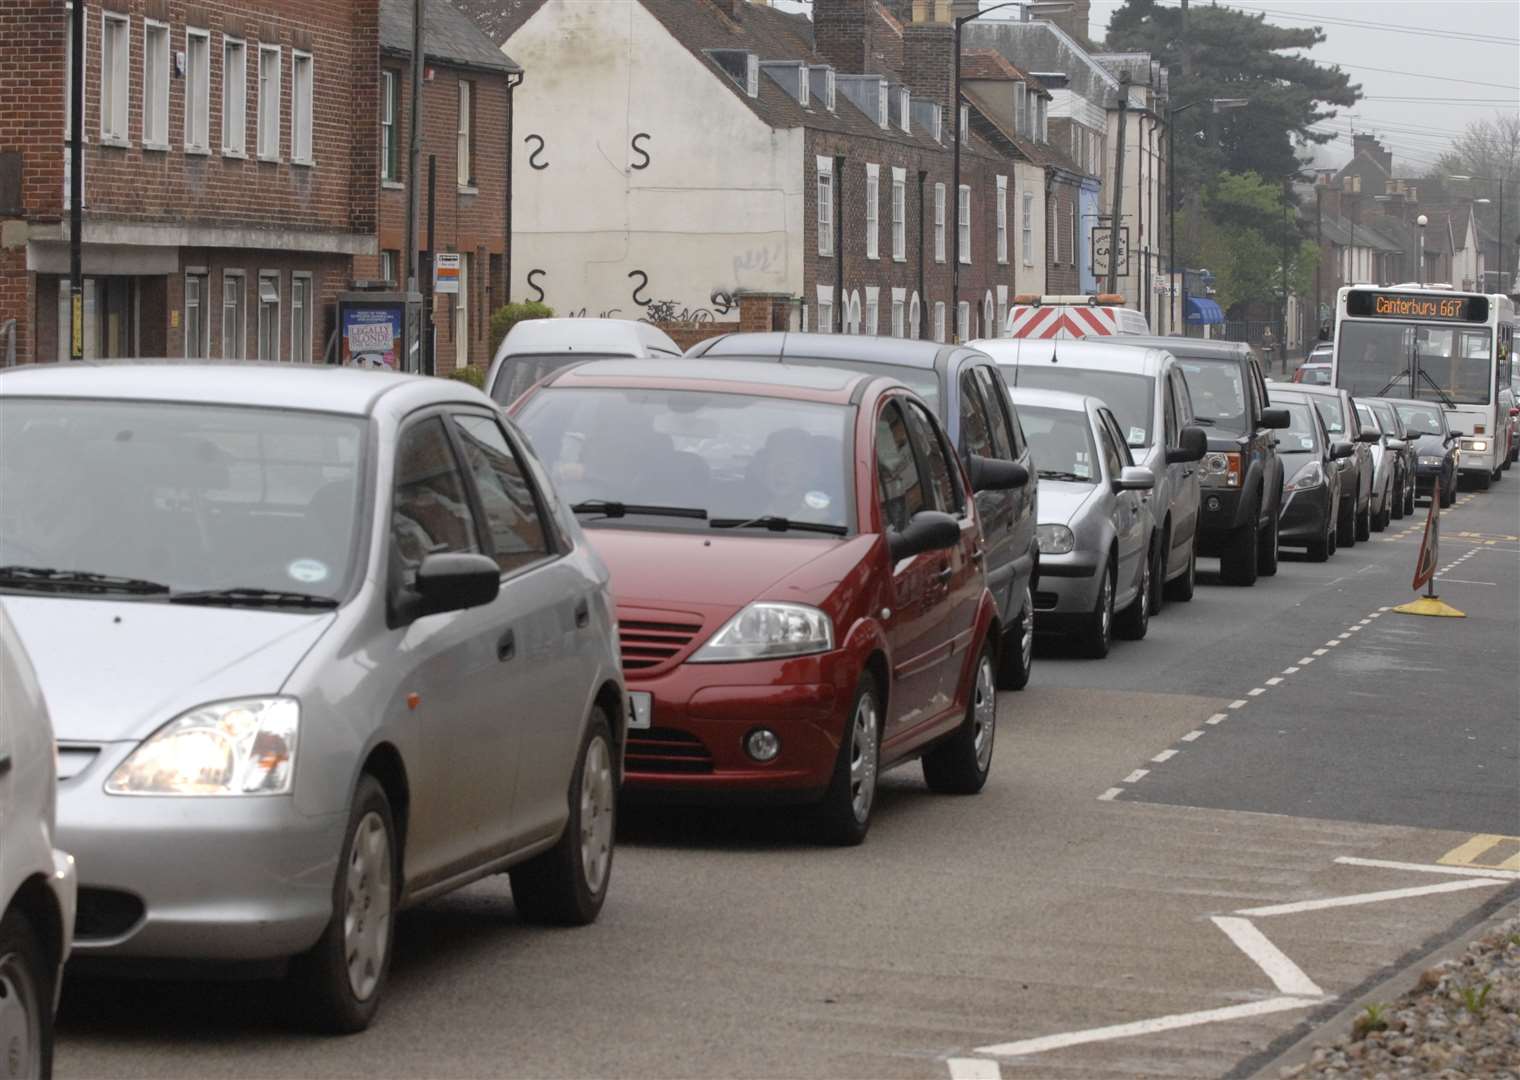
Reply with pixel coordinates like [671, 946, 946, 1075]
[835, 154, 846, 332]
[917, 169, 927, 340]
[505, 71, 523, 304]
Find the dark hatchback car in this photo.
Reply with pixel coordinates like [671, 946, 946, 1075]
[1292, 383, 1380, 545]
[1268, 389, 1354, 561]
[687, 333, 1038, 691]
[1385, 398, 1461, 507]
[1122, 338, 1288, 587]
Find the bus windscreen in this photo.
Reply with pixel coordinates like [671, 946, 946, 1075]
[1337, 321, 1493, 404]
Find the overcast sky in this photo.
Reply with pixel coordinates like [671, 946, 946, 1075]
[774, 0, 1519, 179]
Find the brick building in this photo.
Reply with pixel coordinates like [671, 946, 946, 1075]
[0, 0, 517, 371]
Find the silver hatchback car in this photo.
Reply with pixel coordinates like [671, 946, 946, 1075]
[0, 363, 625, 1032]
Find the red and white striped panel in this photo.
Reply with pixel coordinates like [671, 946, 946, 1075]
[1006, 305, 1118, 339]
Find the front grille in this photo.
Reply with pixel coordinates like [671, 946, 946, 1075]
[75, 888, 146, 941]
[619, 618, 702, 671]
[1033, 591, 1060, 612]
[625, 727, 714, 775]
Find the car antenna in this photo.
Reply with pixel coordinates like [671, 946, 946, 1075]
[1050, 338, 1059, 363]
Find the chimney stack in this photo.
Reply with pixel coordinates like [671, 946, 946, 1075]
[901, 0, 955, 116]
[814, 0, 874, 74]
[1049, 0, 1092, 43]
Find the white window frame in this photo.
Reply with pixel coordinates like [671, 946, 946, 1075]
[959, 104, 969, 141]
[934, 302, 946, 344]
[1022, 190, 1035, 267]
[291, 51, 314, 165]
[891, 287, 906, 338]
[455, 253, 471, 369]
[257, 271, 281, 361]
[816, 156, 835, 257]
[958, 301, 971, 343]
[909, 292, 921, 339]
[827, 70, 837, 112]
[100, 11, 130, 144]
[1015, 82, 1027, 136]
[1068, 202, 1077, 267]
[877, 80, 888, 128]
[983, 293, 995, 340]
[142, 19, 171, 149]
[816, 284, 835, 334]
[291, 272, 313, 362]
[846, 291, 861, 335]
[934, 183, 946, 263]
[746, 53, 759, 99]
[256, 45, 281, 161]
[958, 184, 971, 265]
[996, 175, 1009, 265]
[223, 37, 247, 157]
[899, 88, 911, 133]
[797, 67, 810, 109]
[184, 29, 211, 153]
[1037, 96, 1048, 142]
[865, 163, 880, 260]
[184, 271, 209, 359]
[891, 167, 907, 262]
[380, 71, 401, 183]
[865, 286, 880, 336]
[931, 105, 942, 143]
[457, 80, 475, 190]
[222, 271, 245, 359]
[380, 250, 397, 286]
[997, 285, 1009, 336]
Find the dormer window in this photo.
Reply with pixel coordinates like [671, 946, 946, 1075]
[798, 68, 810, 108]
[899, 89, 910, 133]
[959, 103, 969, 140]
[877, 80, 888, 129]
[932, 105, 942, 143]
[746, 54, 759, 99]
[827, 70, 837, 111]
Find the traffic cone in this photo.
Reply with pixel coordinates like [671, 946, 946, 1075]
[1393, 478, 1464, 618]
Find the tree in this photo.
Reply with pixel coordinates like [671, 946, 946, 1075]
[1196, 172, 1317, 312]
[488, 301, 554, 359]
[1431, 113, 1520, 258]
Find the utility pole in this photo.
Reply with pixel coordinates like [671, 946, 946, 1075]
[1279, 178, 1290, 373]
[1106, 72, 1131, 296]
[68, 0, 85, 360]
[1314, 184, 1323, 340]
[403, 0, 426, 304]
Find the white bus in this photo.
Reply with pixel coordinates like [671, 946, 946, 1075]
[1331, 285, 1516, 489]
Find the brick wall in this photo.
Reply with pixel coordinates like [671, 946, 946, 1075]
[1045, 178, 1080, 294]
[813, 0, 873, 76]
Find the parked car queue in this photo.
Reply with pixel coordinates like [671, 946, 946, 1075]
[1, 318, 1513, 1062]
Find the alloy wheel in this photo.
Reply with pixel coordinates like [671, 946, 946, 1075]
[1099, 571, 1114, 641]
[849, 692, 880, 823]
[0, 950, 41, 1080]
[343, 811, 393, 1003]
[1019, 586, 1035, 672]
[972, 652, 997, 773]
[579, 735, 615, 895]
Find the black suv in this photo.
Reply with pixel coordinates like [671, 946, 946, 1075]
[1123, 338, 1288, 586]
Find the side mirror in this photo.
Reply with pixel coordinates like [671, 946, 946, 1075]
[968, 454, 1030, 492]
[1386, 438, 1407, 451]
[1356, 430, 1382, 444]
[400, 552, 501, 622]
[888, 511, 962, 562]
[1261, 407, 1291, 430]
[1113, 465, 1155, 492]
[1166, 426, 1208, 464]
[1447, 430, 1465, 442]
[1331, 441, 1356, 460]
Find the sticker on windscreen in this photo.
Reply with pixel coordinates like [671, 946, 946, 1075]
[1129, 426, 1147, 446]
[1073, 461, 1092, 479]
[287, 559, 330, 585]
[804, 490, 832, 510]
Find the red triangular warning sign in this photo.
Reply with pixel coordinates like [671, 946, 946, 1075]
[1411, 483, 1440, 591]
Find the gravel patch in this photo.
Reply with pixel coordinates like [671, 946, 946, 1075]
[1281, 915, 1520, 1079]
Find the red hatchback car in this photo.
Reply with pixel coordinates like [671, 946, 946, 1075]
[514, 360, 1022, 843]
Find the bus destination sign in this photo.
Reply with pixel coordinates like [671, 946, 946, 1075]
[1345, 290, 1489, 323]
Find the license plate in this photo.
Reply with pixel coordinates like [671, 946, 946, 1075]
[628, 691, 653, 730]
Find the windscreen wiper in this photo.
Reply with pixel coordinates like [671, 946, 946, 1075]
[569, 499, 708, 521]
[709, 515, 848, 535]
[169, 587, 339, 609]
[1190, 417, 1217, 427]
[0, 566, 170, 595]
[1375, 372, 1413, 396]
[1037, 470, 1091, 483]
[1415, 368, 1456, 409]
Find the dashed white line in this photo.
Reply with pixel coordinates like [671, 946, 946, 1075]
[1098, 787, 1124, 801]
[1281, 667, 1300, 675]
[1181, 730, 1205, 742]
[1151, 749, 1179, 763]
[1312, 648, 1328, 656]
[1123, 769, 1149, 783]
[1229, 699, 1248, 709]
[1247, 687, 1266, 696]
[1357, 619, 1373, 626]
[1338, 632, 1353, 639]
[1299, 656, 1316, 664]
[947, 1058, 1003, 1080]
[1235, 878, 1504, 917]
[1206, 713, 1227, 725]
[1211, 917, 1325, 997]
[1266, 676, 1284, 685]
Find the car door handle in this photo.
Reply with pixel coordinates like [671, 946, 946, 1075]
[574, 598, 590, 629]
[497, 629, 516, 662]
[971, 546, 986, 564]
[935, 565, 954, 584]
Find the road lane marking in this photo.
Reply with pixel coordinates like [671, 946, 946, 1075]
[1367, 612, 1382, 619]
[1248, 687, 1266, 696]
[1337, 632, 1353, 639]
[1438, 834, 1520, 872]
[1299, 656, 1316, 664]
[1281, 667, 1299, 675]
[1437, 578, 1499, 586]
[1182, 730, 1204, 742]
[1357, 619, 1373, 626]
[973, 997, 1319, 1058]
[1312, 648, 1328, 656]
[1266, 676, 1284, 685]
[1334, 856, 1520, 881]
[947, 1058, 1002, 1079]
[1207, 713, 1227, 725]
[1124, 769, 1149, 783]
[1229, 699, 1248, 709]
[1098, 787, 1124, 801]
[1151, 749, 1178, 763]
[1211, 917, 1324, 997]
[1235, 878, 1503, 917]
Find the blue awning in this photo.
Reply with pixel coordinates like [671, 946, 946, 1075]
[1185, 297, 1225, 325]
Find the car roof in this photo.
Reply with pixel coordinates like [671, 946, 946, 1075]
[975, 337, 1174, 375]
[1008, 386, 1100, 414]
[1120, 336, 1252, 361]
[0, 361, 454, 416]
[539, 357, 877, 404]
[500, 318, 680, 356]
[690, 331, 977, 371]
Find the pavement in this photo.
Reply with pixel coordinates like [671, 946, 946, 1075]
[56, 475, 1519, 1079]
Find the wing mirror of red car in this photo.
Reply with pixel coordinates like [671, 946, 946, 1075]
[888, 511, 962, 562]
[968, 455, 1029, 492]
[1166, 426, 1208, 464]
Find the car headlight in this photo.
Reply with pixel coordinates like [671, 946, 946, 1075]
[1286, 461, 1323, 492]
[689, 603, 833, 663]
[1037, 524, 1075, 555]
[1199, 451, 1242, 488]
[1418, 455, 1443, 466]
[105, 698, 299, 796]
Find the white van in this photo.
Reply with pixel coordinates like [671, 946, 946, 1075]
[1003, 294, 1152, 340]
[485, 319, 682, 407]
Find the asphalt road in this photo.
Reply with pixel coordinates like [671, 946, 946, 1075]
[56, 474, 1520, 1079]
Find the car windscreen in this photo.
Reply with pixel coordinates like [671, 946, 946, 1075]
[515, 387, 853, 531]
[1276, 401, 1321, 453]
[1355, 403, 1381, 435]
[1011, 367, 1154, 449]
[1310, 394, 1348, 438]
[0, 398, 365, 599]
[1369, 401, 1400, 436]
[1394, 402, 1447, 437]
[1017, 405, 1098, 484]
[489, 353, 628, 407]
[1176, 357, 1249, 434]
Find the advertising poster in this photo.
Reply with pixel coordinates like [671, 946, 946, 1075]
[341, 304, 404, 368]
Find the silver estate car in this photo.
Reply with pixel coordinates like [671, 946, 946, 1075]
[1012, 388, 1156, 658]
[0, 363, 625, 1033]
[979, 338, 1206, 611]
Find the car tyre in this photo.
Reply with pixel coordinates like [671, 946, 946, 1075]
[1337, 494, 1357, 548]
[1146, 531, 1167, 615]
[1257, 511, 1279, 577]
[1390, 472, 1405, 520]
[1306, 509, 1332, 563]
[996, 585, 1034, 691]
[292, 775, 397, 1034]
[510, 708, 616, 926]
[1404, 484, 1416, 516]
[814, 674, 882, 846]
[923, 642, 997, 795]
[1220, 503, 1260, 586]
[1115, 548, 1151, 640]
[1439, 473, 1455, 508]
[0, 907, 53, 1080]
[1079, 561, 1116, 658]
[1164, 538, 1196, 602]
[1355, 496, 1371, 541]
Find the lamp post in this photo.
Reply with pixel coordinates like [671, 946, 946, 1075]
[950, 2, 1072, 341]
[1450, 174, 1506, 295]
[1167, 97, 1247, 335]
[1416, 213, 1428, 286]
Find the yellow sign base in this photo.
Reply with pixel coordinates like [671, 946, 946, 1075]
[1392, 595, 1466, 618]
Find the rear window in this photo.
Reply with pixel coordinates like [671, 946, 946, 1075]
[1012, 366, 1155, 448]
[489, 353, 627, 407]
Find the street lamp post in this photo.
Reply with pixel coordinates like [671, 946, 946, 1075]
[1450, 175, 1505, 295]
[1416, 213, 1428, 286]
[1166, 97, 1247, 335]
